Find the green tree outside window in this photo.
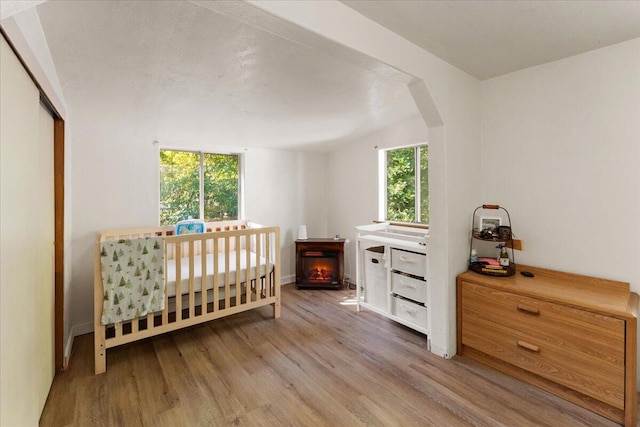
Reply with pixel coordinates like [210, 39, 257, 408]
[204, 153, 239, 222]
[385, 145, 428, 224]
[159, 150, 239, 226]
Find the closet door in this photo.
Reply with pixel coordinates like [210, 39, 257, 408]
[0, 35, 55, 426]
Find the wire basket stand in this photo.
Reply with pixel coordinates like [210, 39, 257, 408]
[468, 204, 516, 277]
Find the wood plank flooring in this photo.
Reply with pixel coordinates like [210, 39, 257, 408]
[40, 284, 621, 426]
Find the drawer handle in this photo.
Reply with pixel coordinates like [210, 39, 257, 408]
[400, 281, 418, 289]
[400, 304, 418, 315]
[517, 340, 540, 353]
[516, 304, 540, 315]
[398, 256, 416, 263]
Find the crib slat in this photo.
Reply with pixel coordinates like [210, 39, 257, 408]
[94, 242, 107, 374]
[255, 233, 262, 301]
[235, 235, 241, 305]
[115, 322, 122, 339]
[132, 318, 139, 333]
[201, 238, 207, 315]
[225, 236, 230, 309]
[213, 237, 219, 312]
[273, 228, 281, 318]
[175, 242, 182, 321]
[147, 312, 154, 331]
[266, 232, 272, 298]
[163, 243, 169, 325]
[245, 236, 251, 303]
[189, 240, 195, 319]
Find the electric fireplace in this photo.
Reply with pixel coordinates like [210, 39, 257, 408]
[295, 238, 345, 289]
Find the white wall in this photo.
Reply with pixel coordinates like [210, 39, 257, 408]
[244, 149, 328, 281]
[481, 38, 640, 378]
[1, 35, 55, 426]
[296, 152, 328, 239]
[481, 38, 640, 284]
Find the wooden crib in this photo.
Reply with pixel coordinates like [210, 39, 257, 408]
[94, 220, 280, 374]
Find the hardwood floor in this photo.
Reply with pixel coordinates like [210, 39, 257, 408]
[41, 284, 620, 426]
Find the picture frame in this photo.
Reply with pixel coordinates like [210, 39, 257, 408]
[480, 216, 501, 232]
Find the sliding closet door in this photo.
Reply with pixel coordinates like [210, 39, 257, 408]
[0, 35, 55, 426]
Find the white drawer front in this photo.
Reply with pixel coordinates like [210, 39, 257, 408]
[392, 295, 427, 328]
[391, 272, 427, 304]
[391, 249, 426, 278]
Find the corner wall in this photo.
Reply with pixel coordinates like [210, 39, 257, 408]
[326, 116, 428, 280]
[481, 38, 640, 286]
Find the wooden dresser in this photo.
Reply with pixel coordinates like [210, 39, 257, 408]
[457, 265, 638, 426]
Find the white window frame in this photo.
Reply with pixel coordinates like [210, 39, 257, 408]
[158, 148, 244, 225]
[378, 143, 428, 224]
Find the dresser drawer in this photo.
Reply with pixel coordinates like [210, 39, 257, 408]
[462, 312, 625, 409]
[391, 249, 425, 278]
[391, 272, 427, 303]
[460, 281, 625, 364]
[391, 295, 427, 327]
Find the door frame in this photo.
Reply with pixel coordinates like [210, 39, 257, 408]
[53, 118, 64, 372]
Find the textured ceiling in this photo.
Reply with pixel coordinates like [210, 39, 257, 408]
[35, 1, 419, 151]
[18, 0, 640, 152]
[343, 0, 640, 80]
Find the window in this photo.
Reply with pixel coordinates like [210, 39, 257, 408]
[159, 149, 241, 226]
[381, 144, 428, 224]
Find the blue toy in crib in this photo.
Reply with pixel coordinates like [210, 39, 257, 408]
[175, 217, 205, 235]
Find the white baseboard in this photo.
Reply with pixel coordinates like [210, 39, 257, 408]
[281, 274, 295, 285]
[64, 321, 94, 368]
[73, 321, 95, 336]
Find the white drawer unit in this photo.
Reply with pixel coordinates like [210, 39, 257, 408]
[391, 272, 426, 304]
[392, 295, 428, 327]
[391, 248, 426, 278]
[355, 223, 429, 337]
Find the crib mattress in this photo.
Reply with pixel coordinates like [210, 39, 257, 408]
[165, 250, 272, 298]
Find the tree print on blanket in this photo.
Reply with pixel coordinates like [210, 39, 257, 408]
[100, 237, 165, 325]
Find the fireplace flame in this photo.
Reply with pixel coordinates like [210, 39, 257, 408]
[305, 265, 335, 281]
